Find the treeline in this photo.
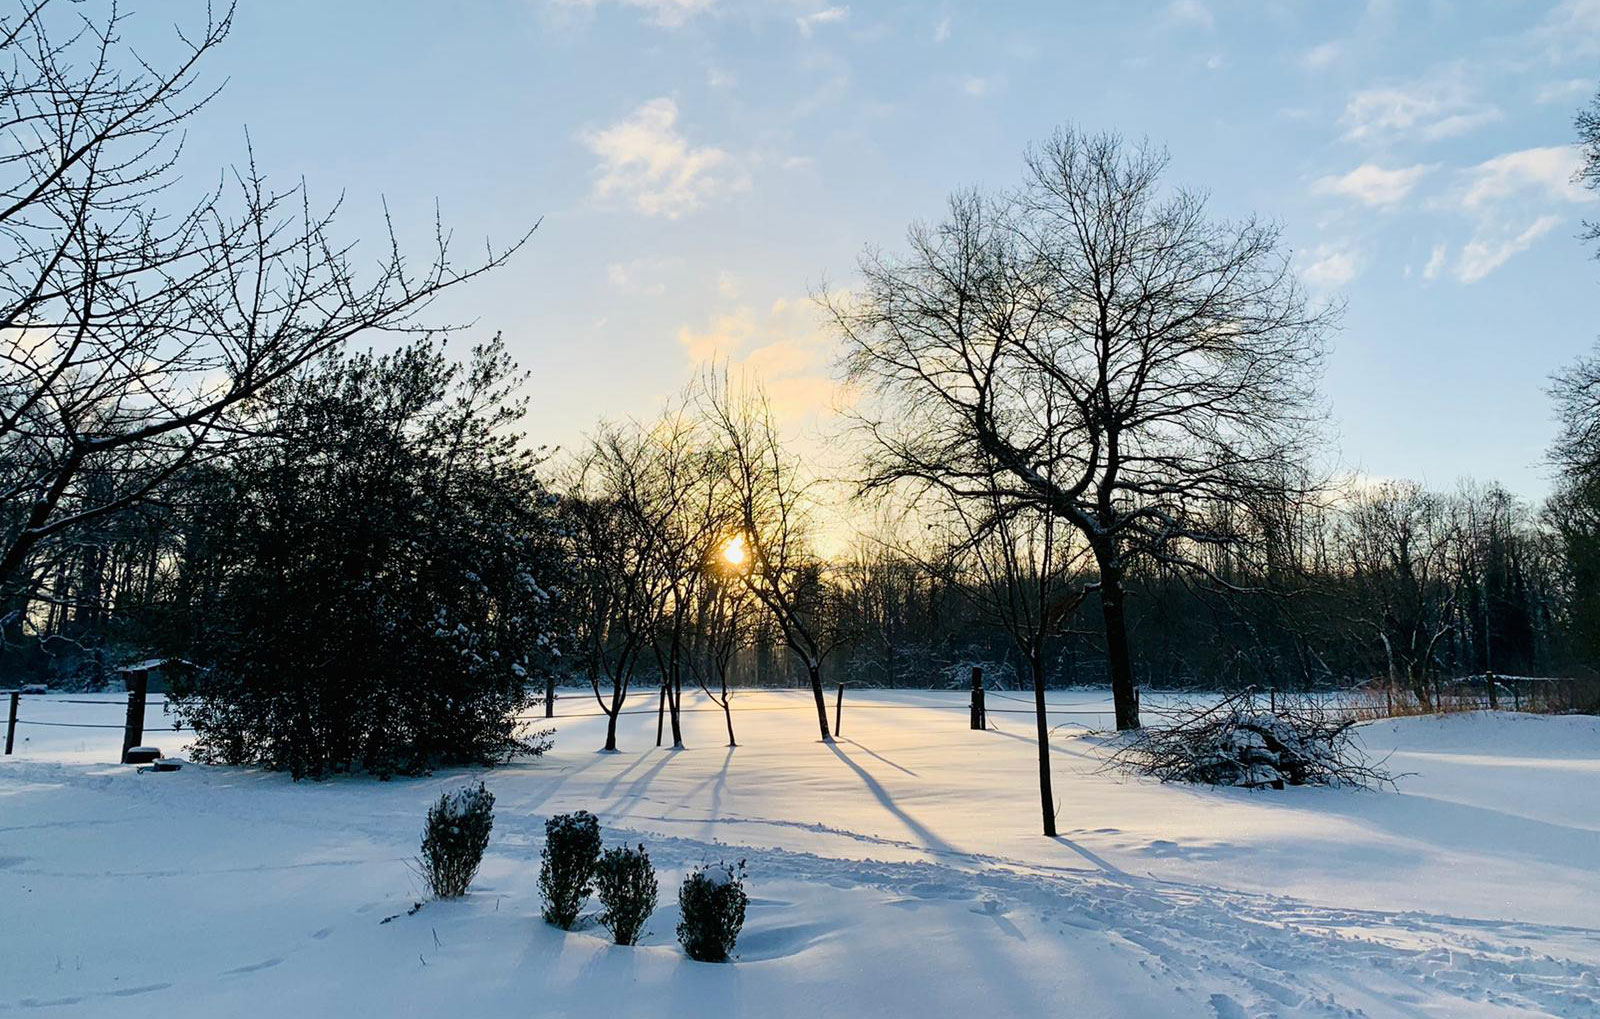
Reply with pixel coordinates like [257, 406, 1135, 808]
[7, 372, 1581, 704]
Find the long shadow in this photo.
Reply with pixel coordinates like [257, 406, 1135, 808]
[839, 737, 918, 777]
[825, 742, 960, 858]
[609, 749, 678, 816]
[710, 745, 735, 820]
[1048, 835, 1132, 879]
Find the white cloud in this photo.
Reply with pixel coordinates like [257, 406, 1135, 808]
[675, 298, 848, 424]
[605, 256, 682, 296]
[1531, 0, 1600, 62]
[1164, 0, 1213, 30]
[1536, 78, 1595, 104]
[796, 5, 848, 36]
[962, 74, 1005, 97]
[1458, 145, 1590, 210]
[706, 67, 736, 88]
[1302, 244, 1363, 289]
[1300, 41, 1341, 70]
[582, 98, 742, 218]
[1422, 243, 1447, 280]
[1456, 216, 1562, 283]
[933, 16, 951, 43]
[1340, 75, 1500, 142]
[550, 0, 715, 27]
[1422, 146, 1592, 283]
[1313, 163, 1431, 206]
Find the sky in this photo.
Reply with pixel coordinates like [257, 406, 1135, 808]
[160, 0, 1599, 503]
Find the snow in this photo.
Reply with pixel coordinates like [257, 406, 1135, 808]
[2, 689, 1598, 1017]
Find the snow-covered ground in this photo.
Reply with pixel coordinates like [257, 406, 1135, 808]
[2, 688, 1598, 1017]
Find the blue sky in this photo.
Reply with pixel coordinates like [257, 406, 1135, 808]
[172, 0, 1597, 500]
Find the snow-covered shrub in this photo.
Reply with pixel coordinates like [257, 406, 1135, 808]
[676, 860, 748, 962]
[169, 338, 567, 779]
[1105, 691, 1394, 790]
[539, 811, 602, 929]
[594, 843, 658, 945]
[419, 783, 495, 898]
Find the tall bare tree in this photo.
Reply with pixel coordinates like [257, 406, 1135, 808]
[699, 369, 847, 742]
[922, 474, 1093, 836]
[832, 129, 1330, 729]
[565, 424, 674, 753]
[0, 1, 525, 640]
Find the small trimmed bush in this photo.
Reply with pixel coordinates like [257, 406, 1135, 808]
[595, 844, 659, 945]
[677, 860, 748, 962]
[539, 811, 602, 929]
[419, 783, 495, 899]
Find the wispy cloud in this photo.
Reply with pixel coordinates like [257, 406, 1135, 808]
[1422, 243, 1448, 281]
[1531, 0, 1600, 62]
[1300, 41, 1342, 70]
[933, 16, 951, 43]
[796, 5, 848, 37]
[1457, 216, 1562, 283]
[1457, 145, 1590, 210]
[1536, 78, 1595, 104]
[1164, 0, 1213, 30]
[961, 73, 1005, 98]
[550, 0, 715, 28]
[1313, 163, 1432, 206]
[606, 256, 683, 296]
[1302, 244, 1363, 289]
[676, 298, 848, 424]
[1421, 146, 1592, 283]
[582, 98, 743, 218]
[1340, 73, 1500, 142]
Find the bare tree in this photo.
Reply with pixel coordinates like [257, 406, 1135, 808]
[687, 554, 748, 747]
[0, 1, 526, 640]
[1577, 85, 1600, 251]
[832, 129, 1330, 729]
[639, 408, 727, 750]
[923, 477, 1093, 836]
[1336, 482, 1461, 706]
[565, 426, 672, 753]
[699, 368, 847, 742]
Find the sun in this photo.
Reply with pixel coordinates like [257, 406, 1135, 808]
[721, 534, 748, 567]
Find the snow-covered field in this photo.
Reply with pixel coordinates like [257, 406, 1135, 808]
[3, 689, 1598, 1018]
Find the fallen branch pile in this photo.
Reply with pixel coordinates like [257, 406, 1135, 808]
[1105, 690, 1394, 790]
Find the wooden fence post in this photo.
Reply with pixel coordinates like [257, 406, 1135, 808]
[545, 674, 556, 718]
[4, 690, 17, 755]
[970, 666, 986, 730]
[834, 682, 845, 737]
[121, 668, 149, 763]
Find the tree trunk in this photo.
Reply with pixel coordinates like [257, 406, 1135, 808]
[656, 685, 666, 746]
[806, 662, 832, 741]
[1094, 543, 1141, 730]
[668, 677, 684, 749]
[603, 708, 620, 752]
[1030, 651, 1057, 837]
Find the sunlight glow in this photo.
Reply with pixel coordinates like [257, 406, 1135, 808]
[721, 534, 748, 567]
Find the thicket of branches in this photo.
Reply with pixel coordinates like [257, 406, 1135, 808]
[1104, 690, 1395, 790]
